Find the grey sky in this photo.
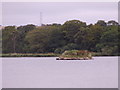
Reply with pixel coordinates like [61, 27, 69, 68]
[2, 2, 118, 26]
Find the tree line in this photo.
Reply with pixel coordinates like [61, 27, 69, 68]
[2, 20, 120, 55]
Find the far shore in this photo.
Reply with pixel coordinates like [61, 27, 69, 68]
[1, 53, 59, 57]
[0, 53, 119, 57]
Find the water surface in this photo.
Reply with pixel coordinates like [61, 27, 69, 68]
[2, 56, 118, 88]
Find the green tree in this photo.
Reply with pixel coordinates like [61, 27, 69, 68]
[25, 25, 65, 53]
[2, 26, 18, 53]
[16, 24, 36, 53]
[62, 20, 86, 43]
[46, 26, 66, 52]
[95, 20, 107, 26]
[96, 25, 118, 55]
[107, 20, 119, 26]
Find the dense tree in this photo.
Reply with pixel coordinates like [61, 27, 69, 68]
[74, 27, 91, 50]
[46, 26, 66, 52]
[25, 25, 65, 53]
[16, 24, 36, 52]
[96, 25, 118, 55]
[2, 20, 119, 55]
[95, 20, 107, 27]
[17, 24, 36, 32]
[2, 26, 18, 53]
[107, 20, 119, 26]
[25, 27, 50, 53]
[62, 20, 86, 43]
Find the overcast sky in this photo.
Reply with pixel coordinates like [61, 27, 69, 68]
[2, 2, 118, 26]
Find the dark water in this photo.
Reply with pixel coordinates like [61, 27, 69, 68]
[2, 56, 118, 88]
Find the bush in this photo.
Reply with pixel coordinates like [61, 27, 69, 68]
[101, 46, 118, 56]
[61, 50, 92, 58]
[54, 48, 62, 54]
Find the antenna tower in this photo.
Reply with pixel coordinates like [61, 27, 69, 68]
[40, 12, 42, 26]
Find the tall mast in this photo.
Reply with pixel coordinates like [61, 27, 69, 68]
[40, 12, 42, 26]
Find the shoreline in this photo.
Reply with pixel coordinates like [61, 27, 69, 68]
[0, 53, 119, 57]
[0, 53, 59, 57]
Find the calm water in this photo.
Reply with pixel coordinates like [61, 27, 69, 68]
[2, 56, 118, 88]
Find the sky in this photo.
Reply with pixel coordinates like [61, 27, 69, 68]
[2, 2, 118, 26]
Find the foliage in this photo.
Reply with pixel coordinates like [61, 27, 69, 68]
[60, 50, 92, 59]
[1, 53, 59, 57]
[2, 26, 18, 53]
[2, 20, 119, 56]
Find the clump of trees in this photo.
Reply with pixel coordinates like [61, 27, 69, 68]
[2, 20, 119, 56]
